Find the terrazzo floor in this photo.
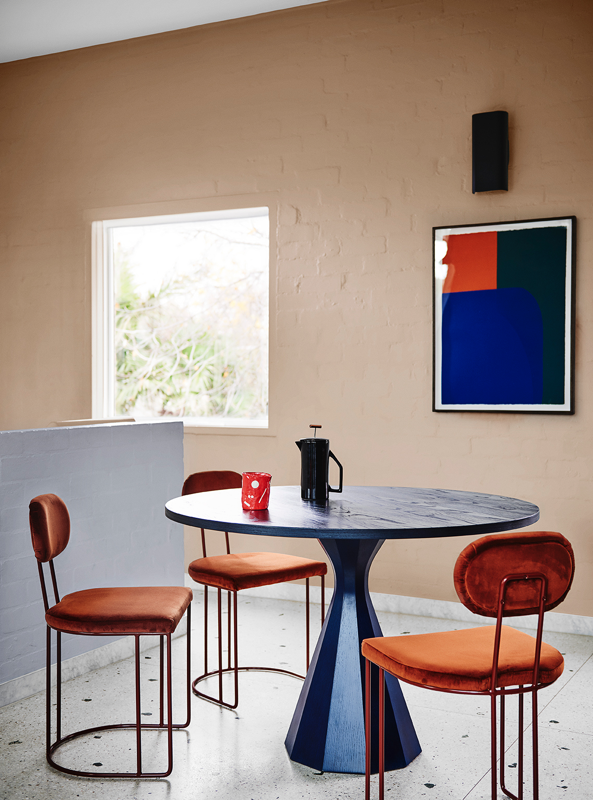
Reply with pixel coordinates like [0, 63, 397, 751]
[1, 593, 591, 800]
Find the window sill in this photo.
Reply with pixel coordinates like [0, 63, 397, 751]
[52, 418, 136, 427]
[59, 417, 275, 437]
[106, 416, 274, 437]
[183, 424, 275, 438]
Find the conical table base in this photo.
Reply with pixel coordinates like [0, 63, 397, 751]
[285, 538, 422, 774]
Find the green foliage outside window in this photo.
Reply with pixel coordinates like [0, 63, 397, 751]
[113, 220, 268, 421]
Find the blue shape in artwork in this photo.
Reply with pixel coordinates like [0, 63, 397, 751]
[441, 288, 543, 405]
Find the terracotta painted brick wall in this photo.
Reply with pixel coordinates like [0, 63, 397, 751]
[0, 0, 592, 615]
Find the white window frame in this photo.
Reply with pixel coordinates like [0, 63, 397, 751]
[91, 206, 270, 429]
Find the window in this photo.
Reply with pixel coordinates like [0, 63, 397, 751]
[92, 208, 269, 428]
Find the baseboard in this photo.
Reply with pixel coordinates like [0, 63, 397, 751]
[368, 592, 593, 637]
[184, 574, 593, 637]
[0, 617, 187, 709]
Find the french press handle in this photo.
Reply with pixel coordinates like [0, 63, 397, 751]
[328, 451, 343, 493]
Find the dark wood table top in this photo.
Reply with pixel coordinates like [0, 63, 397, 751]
[165, 485, 540, 540]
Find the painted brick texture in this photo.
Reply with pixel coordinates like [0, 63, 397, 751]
[0, 0, 592, 617]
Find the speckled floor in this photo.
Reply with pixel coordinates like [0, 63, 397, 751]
[1, 594, 591, 800]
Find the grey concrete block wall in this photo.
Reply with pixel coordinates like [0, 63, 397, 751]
[0, 421, 184, 687]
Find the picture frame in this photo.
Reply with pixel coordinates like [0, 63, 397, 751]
[433, 216, 576, 414]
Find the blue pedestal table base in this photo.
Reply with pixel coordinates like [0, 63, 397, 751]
[285, 537, 422, 774]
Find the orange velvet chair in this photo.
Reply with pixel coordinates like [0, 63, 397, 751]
[30, 494, 193, 778]
[362, 531, 575, 800]
[184, 470, 327, 709]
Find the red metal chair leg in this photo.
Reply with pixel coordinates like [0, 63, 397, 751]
[532, 688, 540, 800]
[365, 658, 371, 800]
[500, 688, 527, 800]
[192, 576, 325, 710]
[518, 692, 524, 800]
[45, 626, 51, 761]
[135, 635, 142, 774]
[227, 589, 232, 671]
[233, 591, 239, 705]
[181, 602, 192, 727]
[306, 578, 310, 669]
[56, 630, 63, 742]
[204, 584, 209, 676]
[159, 635, 165, 726]
[379, 667, 385, 800]
[218, 587, 224, 703]
[500, 692, 506, 796]
[491, 691, 498, 800]
[164, 632, 174, 777]
[193, 588, 240, 709]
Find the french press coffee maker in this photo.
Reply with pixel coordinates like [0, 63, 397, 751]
[295, 425, 343, 503]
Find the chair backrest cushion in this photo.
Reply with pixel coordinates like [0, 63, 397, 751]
[182, 470, 242, 496]
[29, 494, 70, 562]
[454, 531, 574, 617]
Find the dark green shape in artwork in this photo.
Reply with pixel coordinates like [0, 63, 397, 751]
[497, 227, 567, 404]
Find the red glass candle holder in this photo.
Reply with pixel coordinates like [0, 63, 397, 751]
[241, 472, 272, 510]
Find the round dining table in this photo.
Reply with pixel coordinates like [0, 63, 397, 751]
[165, 485, 539, 774]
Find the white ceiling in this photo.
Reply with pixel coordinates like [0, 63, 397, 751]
[0, 0, 328, 64]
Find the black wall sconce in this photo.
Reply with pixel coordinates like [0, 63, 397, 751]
[472, 110, 509, 193]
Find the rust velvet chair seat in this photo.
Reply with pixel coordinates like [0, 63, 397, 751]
[46, 586, 192, 635]
[29, 493, 192, 779]
[188, 551, 327, 593]
[183, 470, 327, 710]
[362, 530, 575, 800]
[362, 625, 564, 694]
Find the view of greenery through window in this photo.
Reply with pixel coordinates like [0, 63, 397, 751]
[111, 212, 269, 424]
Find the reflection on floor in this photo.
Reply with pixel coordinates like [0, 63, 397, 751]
[2, 593, 592, 800]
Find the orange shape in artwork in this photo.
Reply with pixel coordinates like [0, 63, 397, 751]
[442, 231, 497, 293]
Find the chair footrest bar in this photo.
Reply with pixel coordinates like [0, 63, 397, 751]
[192, 666, 305, 709]
[48, 720, 188, 779]
[51, 722, 190, 742]
[195, 665, 306, 682]
[47, 756, 173, 779]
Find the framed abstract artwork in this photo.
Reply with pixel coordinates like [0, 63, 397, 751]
[433, 216, 576, 414]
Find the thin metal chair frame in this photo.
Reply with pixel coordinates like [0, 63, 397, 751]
[365, 571, 550, 800]
[38, 559, 192, 778]
[192, 525, 326, 710]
